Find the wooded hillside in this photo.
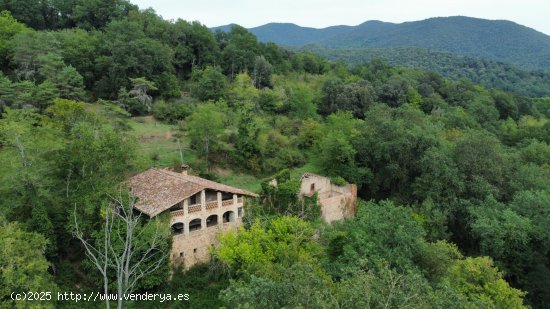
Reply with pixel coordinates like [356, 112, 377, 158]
[1, 2, 549, 308]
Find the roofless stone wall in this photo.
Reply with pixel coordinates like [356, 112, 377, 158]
[299, 173, 357, 223]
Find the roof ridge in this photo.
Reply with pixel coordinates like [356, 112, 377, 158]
[154, 168, 194, 181]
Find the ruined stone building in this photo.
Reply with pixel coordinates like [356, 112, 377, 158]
[129, 166, 257, 269]
[299, 173, 357, 223]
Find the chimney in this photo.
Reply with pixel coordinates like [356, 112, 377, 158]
[180, 164, 189, 175]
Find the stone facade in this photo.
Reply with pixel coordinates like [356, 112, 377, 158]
[169, 191, 245, 269]
[299, 173, 357, 223]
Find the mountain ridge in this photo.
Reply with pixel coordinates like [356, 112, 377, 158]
[213, 16, 550, 69]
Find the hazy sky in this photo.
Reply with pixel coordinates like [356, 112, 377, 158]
[131, 0, 550, 35]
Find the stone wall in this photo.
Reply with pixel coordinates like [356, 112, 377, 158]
[299, 173, 357, 223]
[169, 191, 245, 269]
[170, 217, 242, 269]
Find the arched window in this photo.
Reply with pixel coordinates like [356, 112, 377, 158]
[206, 214, 218, 227]
[189, 218, 202, 232]
[171, 222, 184, 235]
[223, 211, 235, 223]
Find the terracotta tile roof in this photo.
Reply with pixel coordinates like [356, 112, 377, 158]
[129, 168, 258, 217]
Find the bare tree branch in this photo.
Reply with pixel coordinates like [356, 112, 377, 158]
[73, 191, 168, 309]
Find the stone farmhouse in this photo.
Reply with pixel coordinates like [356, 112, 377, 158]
[129, 166, 257, 269]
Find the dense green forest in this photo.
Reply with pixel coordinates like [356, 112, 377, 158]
[304, 46, 550, 97]
[1, 1, 550, 308]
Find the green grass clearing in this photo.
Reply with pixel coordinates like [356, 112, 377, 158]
[127, 116, 197, 169]
[217, 171, 262, 193]
[125, 116, 323, 194]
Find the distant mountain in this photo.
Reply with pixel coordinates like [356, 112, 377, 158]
[236, 23, 353, 47]
[216, 16, 550, 69]
[211, 24, 235, 33]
